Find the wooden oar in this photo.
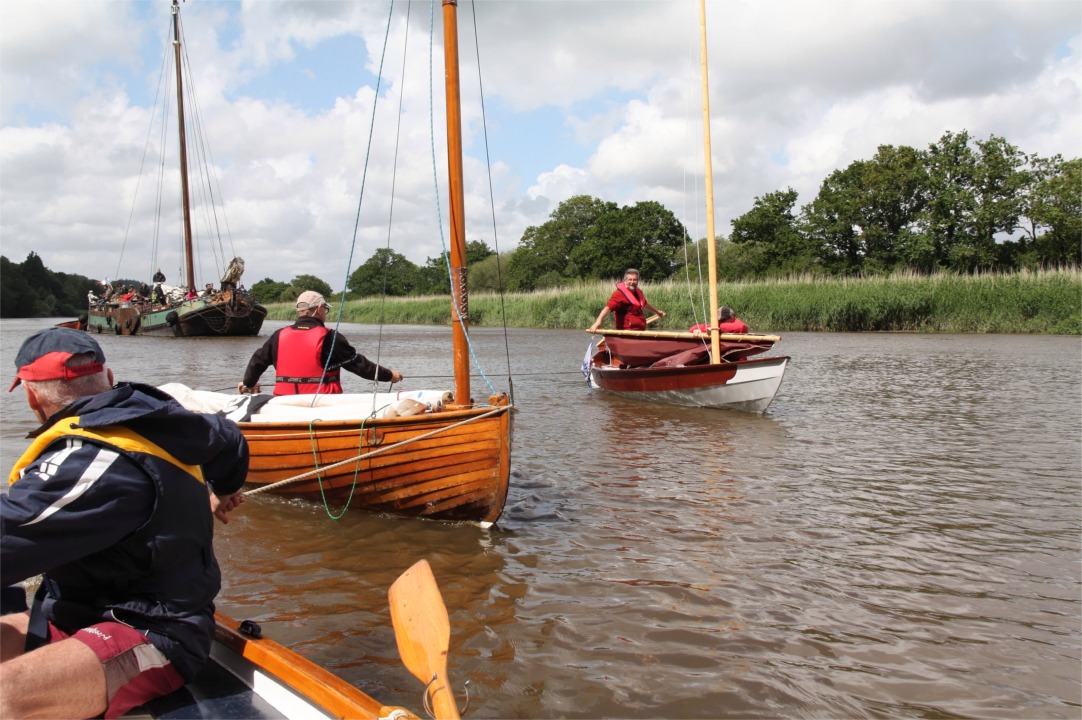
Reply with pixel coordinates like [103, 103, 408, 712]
[645, 314, 660, 326]
[389, 560, 460, 720]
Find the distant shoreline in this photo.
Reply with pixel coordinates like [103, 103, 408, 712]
[261, 268, 1080, 335]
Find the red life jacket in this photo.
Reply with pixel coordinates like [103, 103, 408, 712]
[274, 325, 342, 395]
[614, 281, 647, 330]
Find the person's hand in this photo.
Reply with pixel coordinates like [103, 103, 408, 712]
[588, 322, 600, 333]
[657, 310, 667, 318]
[237, 383, 261, 394]
[389, 370, 403, 384]
[210, 491, 245, 524]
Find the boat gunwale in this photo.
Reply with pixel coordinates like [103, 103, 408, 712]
[236, 402, 514, 432]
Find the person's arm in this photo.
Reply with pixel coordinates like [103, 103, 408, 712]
[198, 415, 249, 499]
[326, 332, 402, 383]
[210, 490, 244, 524]
[589, 306, 612, 332]
[1, 444, 152, 586]
[643, 301, 666, 319]
[239, 333, 277, 393]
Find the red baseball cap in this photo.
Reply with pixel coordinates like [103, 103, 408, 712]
[9, 328, 106, 391]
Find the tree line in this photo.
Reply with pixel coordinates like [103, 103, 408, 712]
[506, 130, 1079, 288]
[4, 130, 1077, 317]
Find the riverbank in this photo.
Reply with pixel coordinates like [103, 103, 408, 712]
[265, 268, 1081, 334]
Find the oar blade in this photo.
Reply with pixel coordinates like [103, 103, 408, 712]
[389, 560, 459, 720]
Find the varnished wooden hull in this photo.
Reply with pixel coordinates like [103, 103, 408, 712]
[239, 403, 514, 525]
[589, 355, 789, 413]
[131, 612, 415, 719]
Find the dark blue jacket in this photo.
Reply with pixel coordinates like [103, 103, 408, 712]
[1, 382, 248, 680]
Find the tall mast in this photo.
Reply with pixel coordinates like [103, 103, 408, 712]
[699, 0, 721, 364]
[443, 0, 470, 406]
[172, 0, 195, 293]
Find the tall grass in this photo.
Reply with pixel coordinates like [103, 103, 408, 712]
[265, 268, 1082, 334]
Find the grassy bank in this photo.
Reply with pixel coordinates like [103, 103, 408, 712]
[265, 268, 1081, 334]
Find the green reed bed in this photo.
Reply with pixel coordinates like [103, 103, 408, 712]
[265, 268, 1081, 334]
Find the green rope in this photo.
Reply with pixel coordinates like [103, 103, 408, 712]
[309, 407, 389, 520]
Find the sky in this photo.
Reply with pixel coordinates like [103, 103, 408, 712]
[1, 0, 1079, 292]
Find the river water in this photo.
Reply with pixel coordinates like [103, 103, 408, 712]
[2, 318, 1079, 719]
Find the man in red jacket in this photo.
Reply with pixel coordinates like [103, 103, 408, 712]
[588, 269, 666, 332]
[238, 290, 403, 395]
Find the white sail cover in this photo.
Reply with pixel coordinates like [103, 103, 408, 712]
[159, 383, 452, 423]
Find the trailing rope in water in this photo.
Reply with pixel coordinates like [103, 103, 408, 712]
[242, 405, 508, 496]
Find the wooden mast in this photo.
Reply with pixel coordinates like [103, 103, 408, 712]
[699, 0, 721, 365]
[443, 0, 470, 406]
[172, 0, 195, 294]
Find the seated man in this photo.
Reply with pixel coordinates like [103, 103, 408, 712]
[1, 328, 249, 719]
[690, 306, 749, 334]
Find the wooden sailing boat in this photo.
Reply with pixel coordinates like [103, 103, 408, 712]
[163, 0, 514, 525]
[585, 0, 788, 414]
[87, 0, 266, 338]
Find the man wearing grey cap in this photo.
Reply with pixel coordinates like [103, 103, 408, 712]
[1, 328, 249, 718]
[237, 289, 403, 395]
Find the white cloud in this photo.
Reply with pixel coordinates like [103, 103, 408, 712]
[1, 0, 1079, 288]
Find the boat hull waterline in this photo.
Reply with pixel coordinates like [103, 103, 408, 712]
[589, 355, 789, 413]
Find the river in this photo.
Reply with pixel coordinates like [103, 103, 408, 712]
[1, 319, 1079, 719]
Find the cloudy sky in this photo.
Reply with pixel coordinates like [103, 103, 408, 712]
[1, 0, 1079, 291]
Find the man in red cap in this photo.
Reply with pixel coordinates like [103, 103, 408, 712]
[237, 289, 403, 395]
[1, 328, 249, 718]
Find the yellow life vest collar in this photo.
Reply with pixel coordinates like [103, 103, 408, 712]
[9, 416, 205, 486]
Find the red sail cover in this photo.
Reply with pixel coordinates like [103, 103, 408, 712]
[597, 336, 774, 368]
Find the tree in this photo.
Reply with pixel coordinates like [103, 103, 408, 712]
[250, 277, 290, 304]
[347, 249, 419, 297]
[418, 240, 496, 295]
[1020, 155, 1082, 267]
[285, 274, 334, 302]
[803, 145, 930, 275]
[570, 200, 687, 281]
[0, 256, 36, 317]
[730, 188, 815, 276]
[970, 134, 1026, 266]
[802, 164, 866, 275]
[917, 131, 1025, 272]
[507, 195, 616, 291]
[860, 144, 928, 271]
[0, 253, 98, 317]
[469, 252, 510, 293]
